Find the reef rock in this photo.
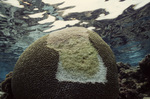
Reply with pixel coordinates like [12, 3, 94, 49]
[139, 54, 150, 78]
[117, 58, 150, 99]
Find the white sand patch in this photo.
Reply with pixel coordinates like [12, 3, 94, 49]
[88, 27, 95, 30]
[23, 16, 29, 19]
[3, 0, 150, 19]
[42, 0, 150, 19]
[0, 13, 7, 17]
[43, 20, 79, 32]
[56, 55, 107, 84]
[42, 0, 65, 5]
[38, 15, 55, 24]
[0, 0, 24, 8]
[80, 22, 88, 25]
[96, 0, 150, 20]
[28, 11, 46, 18]
[133, 0, 150, 9]
[33, 8, 39, 10]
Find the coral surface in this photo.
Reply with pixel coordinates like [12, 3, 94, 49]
[1, 27, 118, 99]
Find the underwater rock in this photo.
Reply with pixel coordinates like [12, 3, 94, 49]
[139, 54, 150, 78]
[0, 72, 13, 99]
[117, 61, 150, 99]
[10, 27, 118, 99]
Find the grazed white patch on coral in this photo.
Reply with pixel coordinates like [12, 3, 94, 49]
[56, 55, 107, 84]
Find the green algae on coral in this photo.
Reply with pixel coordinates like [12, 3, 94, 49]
[47, 35, 99, 77]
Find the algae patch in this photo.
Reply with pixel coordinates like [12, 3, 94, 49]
[47, 35, 99, 77]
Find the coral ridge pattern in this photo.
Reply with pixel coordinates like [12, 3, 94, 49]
[1, 27, 119, 99]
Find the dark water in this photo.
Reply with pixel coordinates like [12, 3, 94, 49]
[0, 53, 19, 82]
[0, 1, 150, 82]
[112, 40, 150, 66]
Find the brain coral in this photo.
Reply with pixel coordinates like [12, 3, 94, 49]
[11, 27, 119, 99]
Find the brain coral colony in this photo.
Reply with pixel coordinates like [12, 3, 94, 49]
[3, 27, 119, 99]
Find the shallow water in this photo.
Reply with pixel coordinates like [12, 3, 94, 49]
[0, 0, 150, 82]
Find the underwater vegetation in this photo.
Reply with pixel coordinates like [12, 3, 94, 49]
[1, 27, 118, 99]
